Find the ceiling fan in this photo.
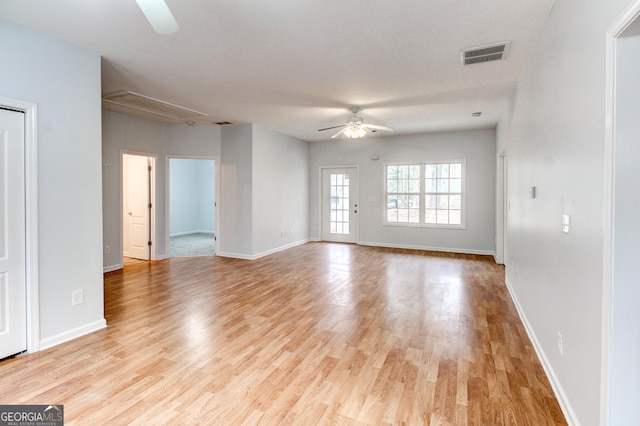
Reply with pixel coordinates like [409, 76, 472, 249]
[317, 107, 394, 139]
[135, 0, 180, 35]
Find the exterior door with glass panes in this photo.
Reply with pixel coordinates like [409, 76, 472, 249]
[321, 167, 358, 243]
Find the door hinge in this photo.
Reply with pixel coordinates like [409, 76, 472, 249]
[148, 241, 152, 246]
[148, 203, 152, 209]
[148, 165, 152, 171]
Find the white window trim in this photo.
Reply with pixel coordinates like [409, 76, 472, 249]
[383, 160, 467, 230]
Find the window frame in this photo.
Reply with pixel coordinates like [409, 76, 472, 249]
[383, 160, 467, 229]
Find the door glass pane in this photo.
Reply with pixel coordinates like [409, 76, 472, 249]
[330, 173, 350, 235]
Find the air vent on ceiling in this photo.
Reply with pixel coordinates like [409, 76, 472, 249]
[102, 91, 207, 121]
[461, 41, 511, 66]
[214, 121, 233, 126]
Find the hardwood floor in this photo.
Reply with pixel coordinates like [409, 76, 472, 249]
[0, 243, 566, 425]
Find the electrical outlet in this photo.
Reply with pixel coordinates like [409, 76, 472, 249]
[557, 332, 564, 355]
[104, 245, 111, 254]
[72, 289, 84, 306]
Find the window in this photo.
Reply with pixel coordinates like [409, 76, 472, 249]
[385, 161, 465, 227]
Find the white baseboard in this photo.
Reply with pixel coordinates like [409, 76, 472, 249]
[504, 277, 578, 425]
[216, 251, 255, 260]
[104, 263, 123, 273]
[358, 240, 494, 256]
[39, 319, 107, 351]
[217, 239, 310, 261]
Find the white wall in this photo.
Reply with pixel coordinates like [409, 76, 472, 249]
[610, 31, 640, 425]
[0, 19, 105, 345]
[164, 124, 221, 157]
[219, 124, 254, 257]
[309, 130, 496, 254]
[102, 112, 220, 270]
[219, 124, 310, 259]
[252, 125, 310, 255]
[497, 0, 634, 424]
[169, 158, 215, 236]
[102, 112, 165, 267]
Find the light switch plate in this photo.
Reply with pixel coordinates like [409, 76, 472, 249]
[72, 289, 84, 306]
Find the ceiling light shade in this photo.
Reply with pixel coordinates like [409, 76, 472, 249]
[136, 0, 180, 35]
[344, 126, 366, 139]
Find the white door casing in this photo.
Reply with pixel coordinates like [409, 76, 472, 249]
[321, 167, 359, 244]
[124, 154, 151, 260]
[0, 108, 27, 359]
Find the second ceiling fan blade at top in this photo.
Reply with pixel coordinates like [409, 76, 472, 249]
[136, 0, 180, 35]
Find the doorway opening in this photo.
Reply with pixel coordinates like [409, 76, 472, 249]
[604, 3, 640, 422]
[167, 157, 217, 257]
[122, 153, 156, 263]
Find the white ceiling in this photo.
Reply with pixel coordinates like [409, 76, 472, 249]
[1, 0, 556, 142]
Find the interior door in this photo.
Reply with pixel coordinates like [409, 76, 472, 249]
[0, 108, 27, 359]
[321, 167, 358, 243]
[124, 154, 151, 260]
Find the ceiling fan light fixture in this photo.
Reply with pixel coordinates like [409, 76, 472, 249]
[344, 126, 366, 139]
[135, 0, 180, 35]
[318, 107, 393, 139]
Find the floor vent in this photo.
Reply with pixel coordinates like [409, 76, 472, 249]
[461, 42, 511, 66]
[102, 91, 207, 121]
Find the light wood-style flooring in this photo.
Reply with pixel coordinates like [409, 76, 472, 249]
[0, 243, 566, 425]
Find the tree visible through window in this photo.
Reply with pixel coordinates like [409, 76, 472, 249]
[386, 165, 420, 223]
[385, 161, 464, 227]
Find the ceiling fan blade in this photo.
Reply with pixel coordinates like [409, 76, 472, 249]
[330, 128, 348, 139]
[136, 0, 180, 35]
[317, 124, 346, 132]
[362, 123, 394, 132]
